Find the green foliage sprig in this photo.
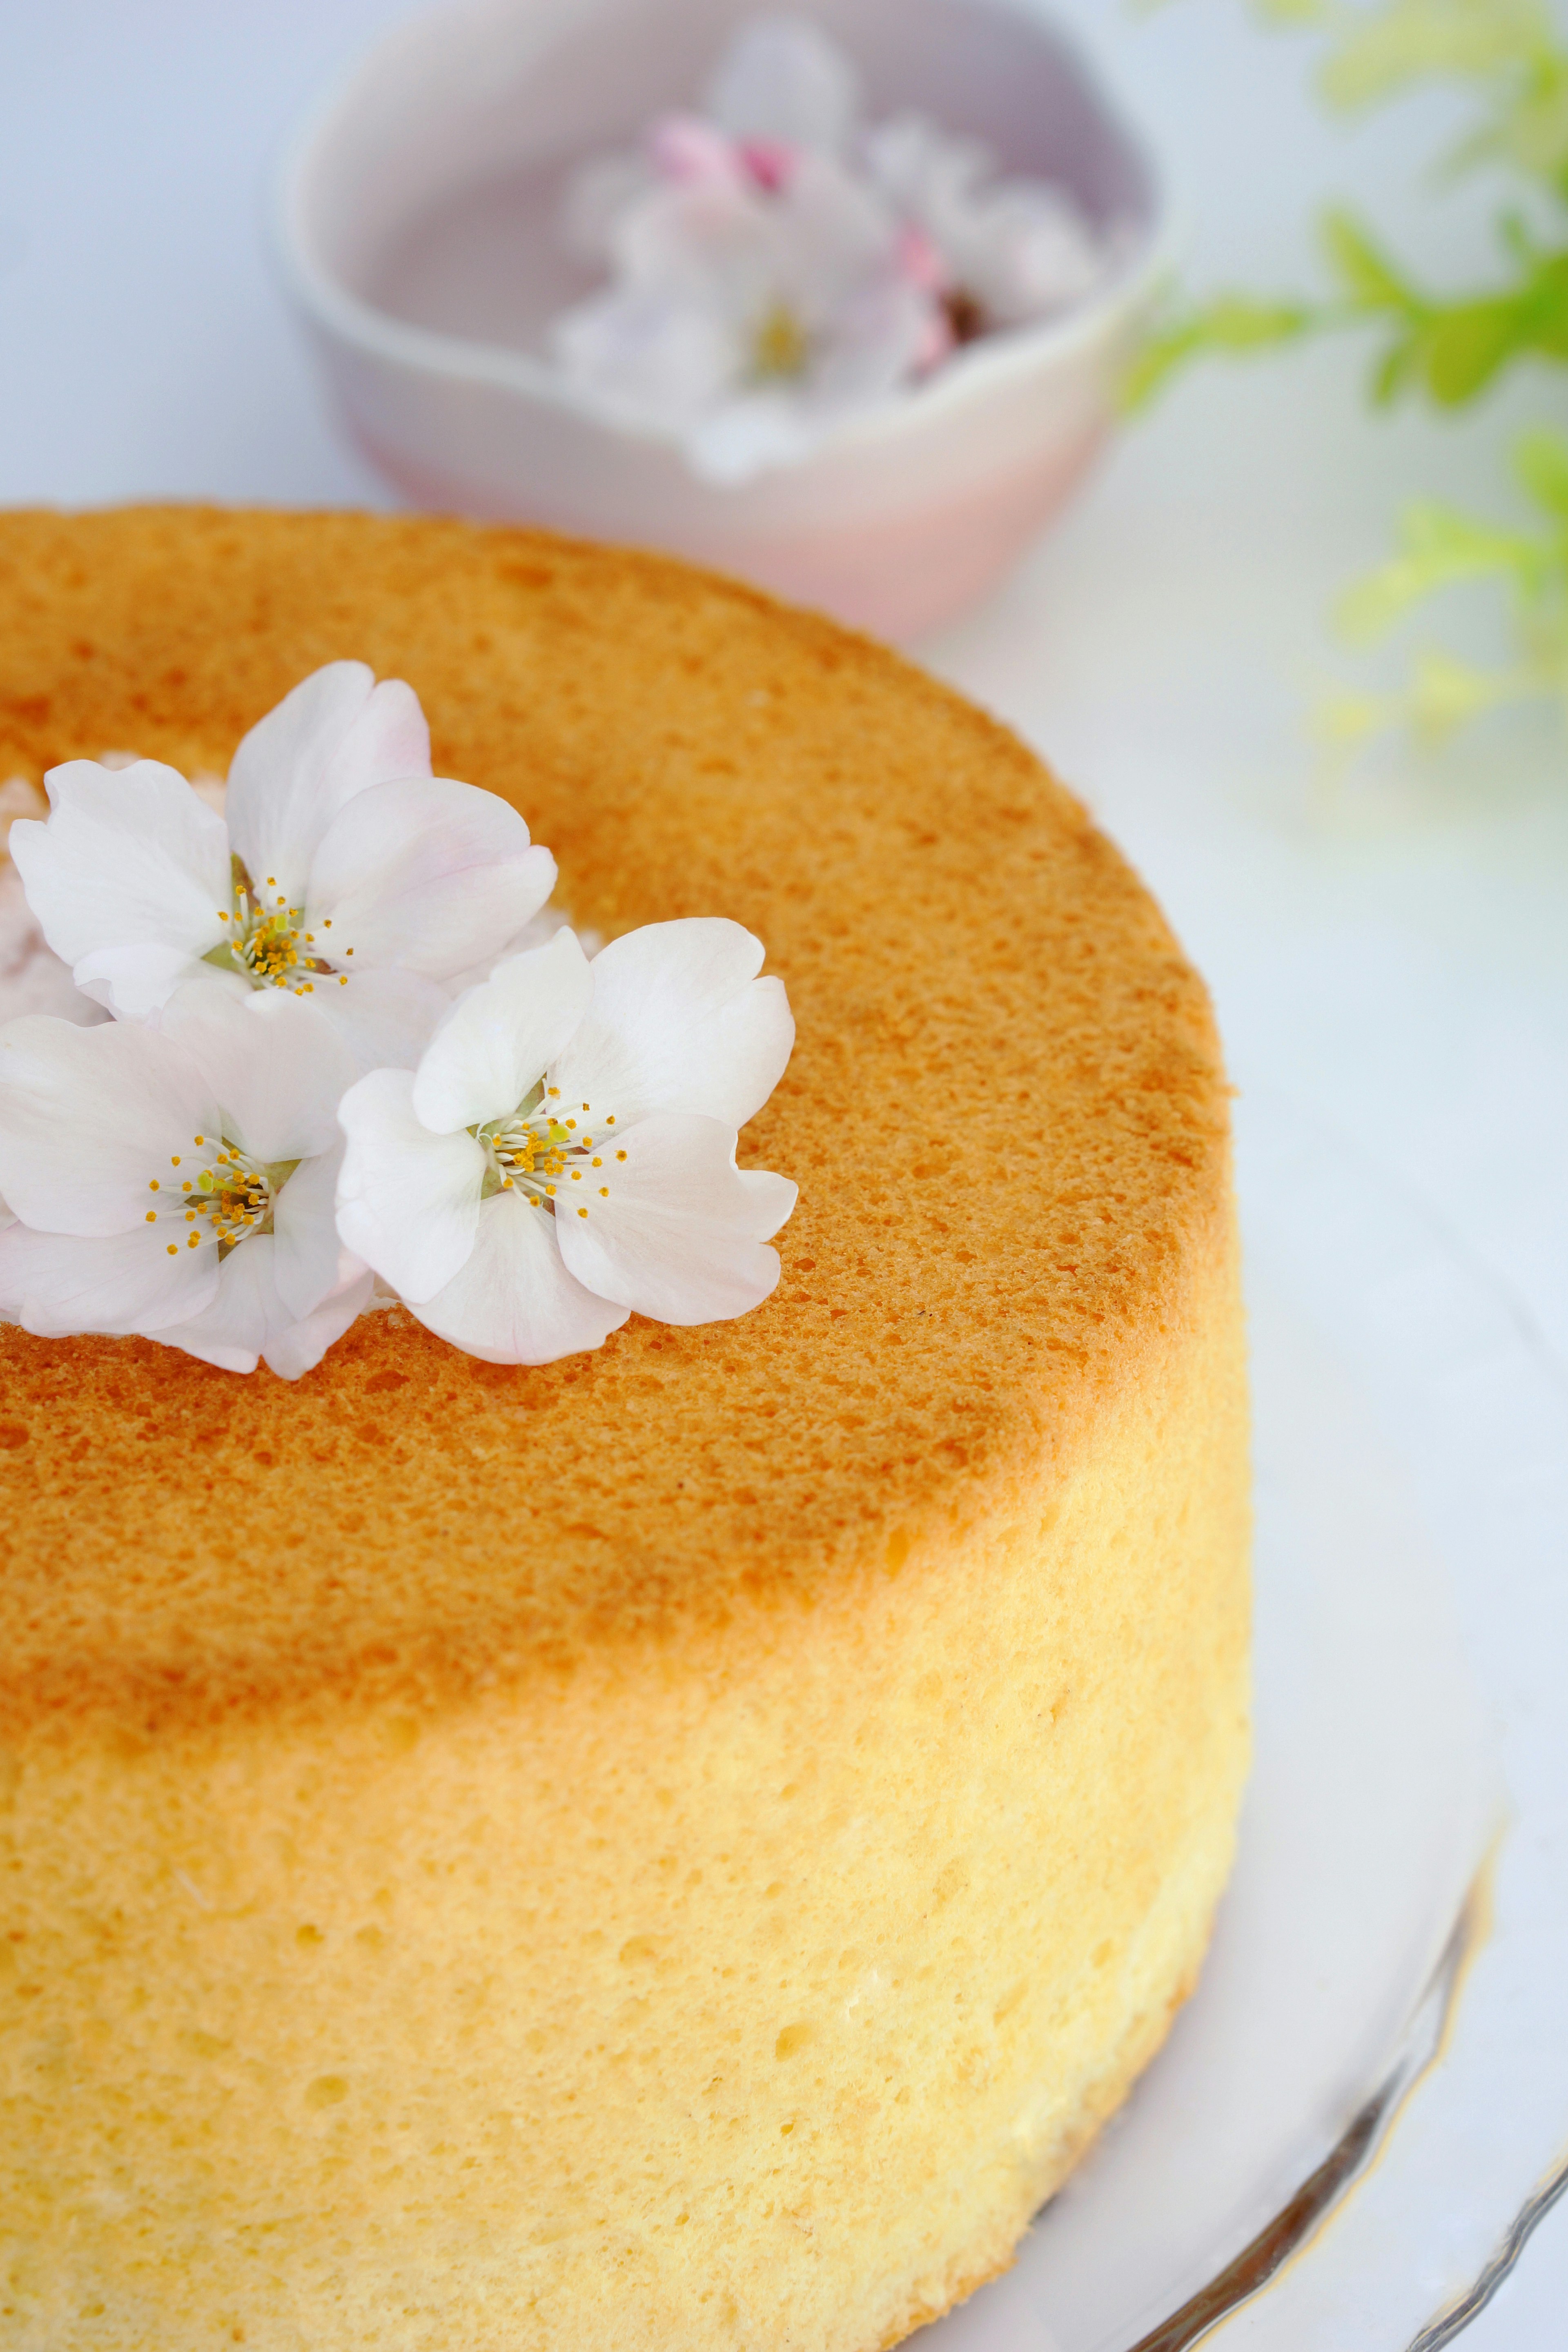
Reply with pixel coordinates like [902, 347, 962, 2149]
[1135, 0, 1568, 757]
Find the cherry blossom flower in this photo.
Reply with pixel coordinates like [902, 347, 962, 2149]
[551, 14, 1118, 474]
[552, 123, 944, 482]
[336, 920, 796, 1365]
[9, 662, 556, 1071]
[0, 983, 371, 1376]
[864, 116, 1110, 334]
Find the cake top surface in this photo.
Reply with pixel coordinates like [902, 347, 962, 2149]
[0, 506, 1229, 1739]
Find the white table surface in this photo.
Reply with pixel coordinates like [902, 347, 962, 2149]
[2, 2, 1564, 2343]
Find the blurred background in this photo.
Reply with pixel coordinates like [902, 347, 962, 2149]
[2, 2, 1565, 2340]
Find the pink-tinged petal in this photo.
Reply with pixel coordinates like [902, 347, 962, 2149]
[410, 1188, 627, 1366]
[154, 1238, 373, 1378]
[555, 1111, 795, 1323]
[412, 929, 593, 1134]
[306, 778, 557, 982]
[649, 114, 745, 190]
[307, 966, 452, 1077]
[152, 1234, 283, 1372]
[336, 1067, 485, 1303]
[225, 664, 432, 906]
[270, 1147, 358, 1323]
[706, 17, 859, 158]
[160, 984, 356, 1166]
[10, 760, 229, 989]
[552, 279, 742, 425]
[0, 1218, 217, 1339]
[0, 862, 112, 1028]
[550, 918, 793, 1127]
[264, 1265, 376, 1380]
[73, 941, 245, 1022]
[0, 1015, 217, 1236]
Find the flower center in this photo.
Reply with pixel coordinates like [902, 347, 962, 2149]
[472, 1083, 624, 1223]
[203, 857, 354, 996]
[749, 300, 811, 383]
[145, 1134, 299, 1259]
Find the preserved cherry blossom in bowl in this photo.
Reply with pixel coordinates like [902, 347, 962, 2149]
[278, 0, 1170, 638]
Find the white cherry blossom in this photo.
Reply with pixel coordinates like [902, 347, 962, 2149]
[0, 984, 371, 1376]
[551, 15, 1118, 469]
[864, 115, 1111, 334]
[336, 920, 796, 1365]
[552, 131, 945, 483]
[9, 662, 557, 1071]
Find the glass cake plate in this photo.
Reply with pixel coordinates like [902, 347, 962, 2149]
[911, 1086, 1568, 2352]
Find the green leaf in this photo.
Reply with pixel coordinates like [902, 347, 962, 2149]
[1122, 295, 1319, 407]
[1321, 207, 1415, 309]
[1513, 427, 1568, 517]
[1370, 330, 1423, 404]
[1248, 0, 1337, 24]
[1419, 299, 1530, 401]
[1317, 0, 1553, 113]
[1336, 500, 1549, 640]
[1407, 647, 1514, 742]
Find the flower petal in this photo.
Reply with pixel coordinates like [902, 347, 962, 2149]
[270, 1145, 360, 1323]
[336, 1067, 485, 1303]
[550, 918, 793, 1127]
[554, 1111, 795, 1323]
[0, 1218, 217, 1338]
[0, 861, 113, 1029]
[307, 966, 453, 1078]
[225, 663, 432, 906]
[410, 1188, 628, 1365]
[151, 1234, 286, 1373]
[412, 928, 593, 1134]
[159, 984, 357, 1166]
[706, 17, 859, 157]
[72, 941, 246, 1022]
[306, 778, 557, 982]
[9, 760, 229, 1004]
[265, 1265, 376, 1381]
[154, 1238, 373, 1378]
[0, 1015, 217, 1236]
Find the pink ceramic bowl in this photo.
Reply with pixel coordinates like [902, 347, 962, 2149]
[277, 0, 1171, 640]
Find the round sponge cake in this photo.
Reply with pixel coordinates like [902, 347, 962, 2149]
[0, 508, 1249, 2352]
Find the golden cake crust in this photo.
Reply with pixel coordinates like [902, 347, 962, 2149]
[0, 505, 1228, 1742]
[0, 510, 1249, 2352]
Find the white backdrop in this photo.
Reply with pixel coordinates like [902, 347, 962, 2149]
[2, 1, 1565, 2341]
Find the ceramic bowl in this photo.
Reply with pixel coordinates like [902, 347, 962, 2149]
[276, 0, 1171, 639]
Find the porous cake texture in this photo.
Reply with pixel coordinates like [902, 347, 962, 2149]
[0, 509, 1250, 2352]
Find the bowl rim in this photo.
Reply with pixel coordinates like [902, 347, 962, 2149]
[274, 0, 1182, 464]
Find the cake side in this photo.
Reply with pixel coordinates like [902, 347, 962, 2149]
[0, 1216, 1247, 2352]
[0, 508, 1247, 2350]
[0, 507, 1232, 1739]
